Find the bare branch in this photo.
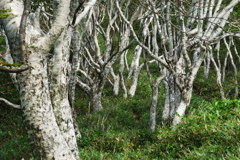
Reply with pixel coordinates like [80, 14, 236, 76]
[72, 0, 96, 26]
[0, 98, 21, 109]
[0, 64, 31, 73]
[116, 0, 169, 68]
[76, 76, 91, 95]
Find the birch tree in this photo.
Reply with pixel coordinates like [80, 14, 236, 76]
[117, 0, 240, 126]
[0, 0, 96, 159]
[76, 0, 139, 113]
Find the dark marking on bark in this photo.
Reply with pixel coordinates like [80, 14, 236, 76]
[71, 0, 85, 25]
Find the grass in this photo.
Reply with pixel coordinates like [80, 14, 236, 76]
[0, 71, 239, 159]
[0, 73, 32, 159]
[76, 96, 240, 160]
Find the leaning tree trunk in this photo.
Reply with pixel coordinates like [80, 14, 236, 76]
[148, 73, 166, 131]
[18, 54, 76, 159]
[49, 29, 79, 157]
[0, 0, 88, 158]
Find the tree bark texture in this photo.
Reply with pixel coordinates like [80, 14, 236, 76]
[1, 0, 96, 159]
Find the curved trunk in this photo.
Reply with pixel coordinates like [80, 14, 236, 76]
[18, 57, 76, 159]
[50, 29, 79, 158]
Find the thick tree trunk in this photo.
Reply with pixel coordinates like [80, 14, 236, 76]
[162, 76, 193, 126]
[172, 88, 192, 126]
[162, 75, 181, 122]
[18, 57, 76, 159]
[1, 0, 79, 159]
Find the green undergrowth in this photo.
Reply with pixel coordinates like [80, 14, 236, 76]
[0, 73, 31, 159]
[77, 96, 240, 159]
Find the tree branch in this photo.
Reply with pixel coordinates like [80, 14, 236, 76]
[0, 63, 31, 73]
[0, 98, 21, 109]
[19, 0, 31, 63]
[71, 0, 85, 25]
[72, 0, 96, 26]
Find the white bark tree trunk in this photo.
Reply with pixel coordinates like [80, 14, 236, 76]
[162, 75, 181, 122]
[117, 0, 240, 126]
[89, 85, 104, 113]
[1, 0, 96, 158]
[128, 45, 143, 97]
[223, 37, 238, 98]
[18, 57, 76, 159]
[49, 29, 79, 158]
[69, 26, 83, 138]
[210, 43, 225, 99]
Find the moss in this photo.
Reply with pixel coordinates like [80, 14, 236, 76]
[0, 61, 22, 67]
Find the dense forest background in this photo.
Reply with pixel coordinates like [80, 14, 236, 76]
[0, 0, 240, 159]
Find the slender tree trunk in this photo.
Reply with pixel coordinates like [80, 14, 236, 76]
[69, 27, 83, 138]
[50, 29, 79, 158]
[128, 46, 144, 97]
[162, 80, 170, 121]
[223, 38, 238, 98]
[119, 53, 128, 98]
[128, 65, 143, 97]
[111, 68, 120, 96]
[149, 84, 158, 131]
[211, 52, 225, 99]
[204, 51, 211, 78]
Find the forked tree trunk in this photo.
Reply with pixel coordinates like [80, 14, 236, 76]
[162, 75, 181, 122]
[162, 75, 194, 126]
[1, 0, 96, 158]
